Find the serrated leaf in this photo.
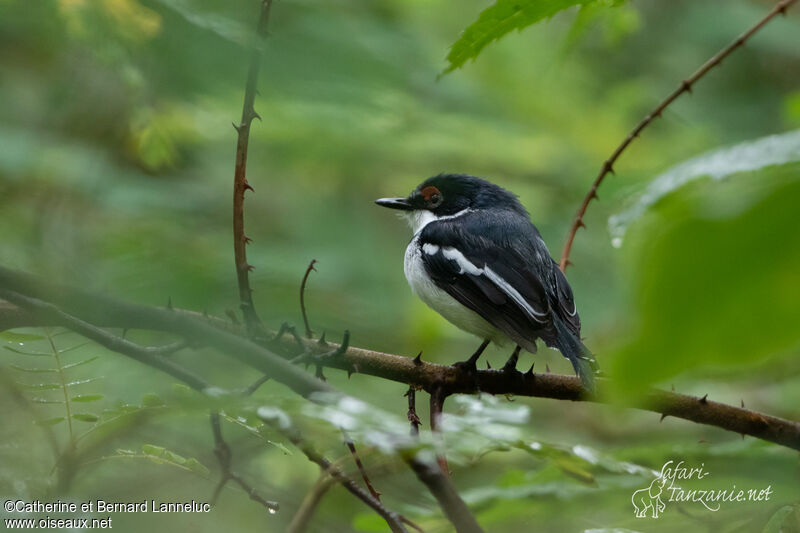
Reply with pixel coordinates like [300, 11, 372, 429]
[0, 331, 45, 342]
[4, 346, 52, 356]
[9, 364, 57, 373]
[62, 356, 100, 370]
[72, 413, 99, 422]
[141, 393, 164, 407]
[442, 0, 595, 76]
[36, 417, 66, 426]
[72, 394, 104, 403]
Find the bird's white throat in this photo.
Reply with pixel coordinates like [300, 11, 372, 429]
[402, 208, 471, 235]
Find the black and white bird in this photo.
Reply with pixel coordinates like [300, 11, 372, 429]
[376, 173, 596, 391]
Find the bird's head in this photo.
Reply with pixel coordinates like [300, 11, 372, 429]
[375, 174, 525, 229]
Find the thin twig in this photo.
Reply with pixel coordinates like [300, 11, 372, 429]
[286, 472, 336, 533]
[209, 412, 280, 512]
[261, 419, 410, 533]
[300, 259, 317, 339]
[342, 430, 381, 501]
[559, 0, 798, 271]
[232, 0, 274, 335]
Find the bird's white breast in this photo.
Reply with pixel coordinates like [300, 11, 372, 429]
[403, 234, 504, 344]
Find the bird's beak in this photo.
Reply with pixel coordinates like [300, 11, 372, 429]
[375, 197, 413, 211]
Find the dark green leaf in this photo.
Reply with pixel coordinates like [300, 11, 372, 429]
[442, 0, 595, 76]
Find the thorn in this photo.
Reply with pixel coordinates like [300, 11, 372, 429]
[565, 259, 573, 267]
[244, 263, 255, 272]
[413, 352, 422, 365]
[699, 394, 708, 404]
[243, 235, 253, 244]
[741, 399, 745, 408]
[251, 110, 262, 122]
[243, 181, 255, 193]
[318, 331, 327, 345]
[681, 80, 692, 93]
[232, 122, 242, 133]
[590, 191, 599, 201]
[486, 361, 491, 369]
[525, 363, 534, 375]
[545, 363, 551, 373]
[603, 160, 615, 175]
[660, 413, 667, 423]
[576, 220, 586, 229]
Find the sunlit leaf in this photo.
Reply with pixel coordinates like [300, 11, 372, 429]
[442, 0, 596, 76]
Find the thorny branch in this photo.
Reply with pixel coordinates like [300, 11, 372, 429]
[2, 271, 799, 452]
[232, 0, 274, 335]
[559, 0, 798, 271]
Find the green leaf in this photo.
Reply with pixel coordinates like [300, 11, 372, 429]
[72, 394, 104, 403]
[762, 505, 796, 533]
[9, 364, 57, 373]
[61, 356, 100, 370]
[4, 346, 52, 356]
[58, 342, 91, 354]
[0, 331, 45, 342]
[610, 129, 800, 246]
[18, 382, 62, 391]
[141, 393, 165, 407]
[72, 413, 99, 422]
[184, 458, 210, 477]
[35, 417, 66, 426]
[611, 171, 800, 394]
[442, 0, 596, 76]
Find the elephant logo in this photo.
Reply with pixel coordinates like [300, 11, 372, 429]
[631, 475, 669, 518]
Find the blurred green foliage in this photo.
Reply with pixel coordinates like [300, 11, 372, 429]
[1, 0, 799, 532]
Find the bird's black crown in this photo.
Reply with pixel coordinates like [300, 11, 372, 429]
[377, 173, 527, 217]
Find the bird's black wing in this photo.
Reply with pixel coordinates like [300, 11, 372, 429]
[547, 258, 581, 338]
[419, 211, 556, 351]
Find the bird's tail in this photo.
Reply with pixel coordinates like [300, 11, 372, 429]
[553, 318, 598, 394]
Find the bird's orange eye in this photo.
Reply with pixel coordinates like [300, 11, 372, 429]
[420, 186, 443, 207]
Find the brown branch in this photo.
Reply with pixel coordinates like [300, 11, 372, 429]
[300, 259, 317, 339]
[406, 456, 485, 533]
[286, 472, 336, 533]
[209, 412, 280, 513]
[405, 386, 421, 436]
[2, 266, 799, 451]
[429, 386, 449, 475]
[232, 0, 274, 335]
[559, 0, 798, 271]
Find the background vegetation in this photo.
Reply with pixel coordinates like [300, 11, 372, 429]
[1, 0, 798, 531]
